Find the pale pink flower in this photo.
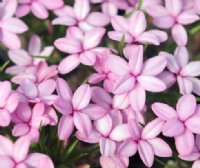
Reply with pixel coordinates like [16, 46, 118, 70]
[55, 26, 105, 74]
[53, 0, 109, 31]
[6, 34, 54, 75]
[55, 78, 106, 140]
[152, 94, 200, 156]
[0, 135, 54, 168]
[147, 0, 199, 46]
[160, 46, 200, 95]
[108, 11, 168, 45]
[107, 45, 167, 112]
[0, 0, 28, 49]
[117, 119, 172, 167]
[16, 0, 64, 19]
[0, 81, 18, 127]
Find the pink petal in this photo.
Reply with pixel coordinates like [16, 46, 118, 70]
[153, 16, 175, 29]
[193, 160, 200, 168]
[0, 81, 11, 107]
[20, 79, 38, 99]
[142, 118, 164, 139]
[174, 46, 189, 69]
[111, 16, 129, 31]
[56, 78, 72, 101]
[52, 16, 77, 26]
[151, 102, 177, 120]
[66, 26, 84, 41]
[2, 0, 17, 18]
[176, 94, 196, 121]
[100, 137, 116, 156]
[2, 18, 28, 34]
[172, 24, 187, 46]
[15, 5, 31, 18]
[31, 2, 48, 19]
[28, 35, 41, 56]
[38, 79, 56, 97]
[5, 93, 19, 113]
[0, 109, 11, 127]
[94, 114, 112, 136]
[166, 0, 183, 16]
[138, 76, 166, 92]
[0, 135, 13, 155]
[88, 73, 106, 84]
[138, 140, 154, 167]
[113, 75, 135, 94]
[109, 124, 131, 142]
[39, 0, 64, 9]
[175, 129, 194, 155]
[129, 11, 146, 37]
[162, 118, 185, 137]
[74, 112, 92, 136]
[177, 76, 193, 94]
[128, 119, 142, 140]
[118, 139, 137, 157]
[181, 61, 200, 77]
[0, 156, 15, 168]
[13, 137, 30, 162]
[185, 115, 200, 134]
[148, 30, 168, 43]
[76, 129, 100, 144]
[177, 11, 199, 25]
[15, 103, 32, 122]
[102, 2, 118, 17]
[12, 123, 30, 137]
[190, 77, 200, 96]
[79, 51, 96, 66]
[58, 54, 80, 74]
[81, 104, 106, 120]
[112, 93, 129, 110]
[58, 115, 74, 140]
[74, 0, 90, 20]
[157, 71, 176, 88]
[8, 50, 32, 65]
[136, 32, 159, 45]
[108, 31, 134, 43]
[86, 12, 109, 26]
[72, 84, 91, 110]
[129, 84, 146, 112]
[148, 138, 172, 157]
[54, 98, 72, 115]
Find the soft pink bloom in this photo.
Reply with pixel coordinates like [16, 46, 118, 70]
[0, 135, 54, 168]
[147, 0, 199, 46]
[107, 45, 167, 112]
[53, 0, 109, 31]
[6, 34, 54, 75]
[160, 46, 200, 95]
[118, 119, 171, 167]
[0, 81, 18, 127]
[108, 11, 167, 45]
[180, 135, 200, 168]
[16, 0, 64, 19]
[152, 94, 200, 155]
[55, 26, 105, 74]
[0, 0, 28, 49]
[55, 78, 106, 140]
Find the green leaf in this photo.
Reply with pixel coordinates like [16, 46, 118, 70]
[0, 61, 10, 72]
[33, 56, 49, 59]
[65, 140, 79, 159]
[189, 24, 200, 35]
[118, 35, 125, 56]
[137, 0, 143, 10]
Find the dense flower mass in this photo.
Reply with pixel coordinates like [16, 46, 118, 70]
[0, 0, 200, 167]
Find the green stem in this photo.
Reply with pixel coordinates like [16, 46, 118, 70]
[137, 0, 143, 10]
[190, 24, 200, 35]
[155, 158, 167, 167]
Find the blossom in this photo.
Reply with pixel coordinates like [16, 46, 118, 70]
[55, 78, 106, 140]
[117, 119, 172, 167]
[160, 46, 200, 95]
[6, 34, 54, 75]
[16, 0, 64, 19]
[107, 45, 167, 112]
[0, 135, 54, 168]
[53, 0, 109, 31]
[0, 81, 18, 127]
[147, 0, 199, 46]
[152, 94, 200, 155]
[54, 26, 105, 74]
[0, 0, 28, 49]
[108, 11, 167, 45]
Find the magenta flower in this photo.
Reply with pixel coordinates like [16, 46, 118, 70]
[147, 0, 199, 46]
[152, 94, 200, 155]
[108, 11, 167, 45]
[53, 0, 109, 31]
[0, 135, 54, 168]
[118, 119, 172, 167]
[0, 81, 18, 127]
[16, 0, 64, 19]
[6, 34, 54, 75]
[160, 46, 200, 95]
[55, 78, 106, 140]
[55, 26, 105, 74]
[107, 45, 167, 112]
[0, 0, 28, 49]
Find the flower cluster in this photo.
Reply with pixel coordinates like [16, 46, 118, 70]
[0, 0, 200, 167]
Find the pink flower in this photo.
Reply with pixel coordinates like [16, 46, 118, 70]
[53, 0, 109, 31]
[147, 0, 199, 46]
[0, 135, 54, 168]
[108, 11, 167, 45]
[55, 26, 105, 74]
[117, 119, 172, 167]
[160, 46, 200, 95]
[16, 0, 64, 19]
[55, 78, 106, 140]
[6, 34, 54, 75]
[152, 94, 200, 155]
[107, 45, 167, 112]
[0, 0, 28, 49]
